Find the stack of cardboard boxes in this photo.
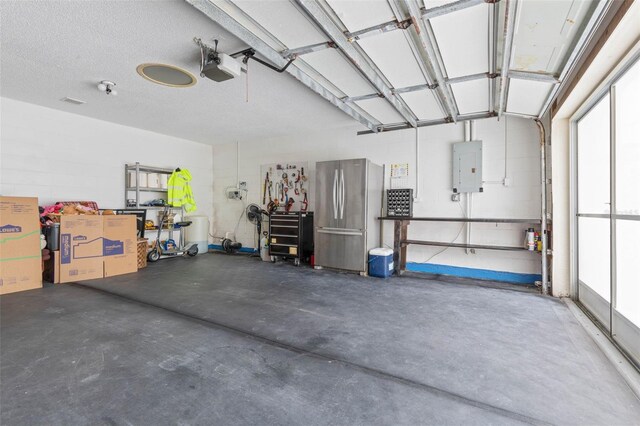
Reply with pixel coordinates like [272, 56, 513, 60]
[1, 196, 139, 294]
[0, 197, 42, 294]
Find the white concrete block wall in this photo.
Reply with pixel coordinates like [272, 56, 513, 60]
[213, 116, 542, 275]
[1, 97, 542, 275]
[0, 98, 214, 235]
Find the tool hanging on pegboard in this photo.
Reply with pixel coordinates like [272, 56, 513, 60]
[260, 162, 310, 212]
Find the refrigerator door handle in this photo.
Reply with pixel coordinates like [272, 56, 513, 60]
[339, 169, 345, 219]
[317, 228, 363, 236]
[332, 169, 338, 220]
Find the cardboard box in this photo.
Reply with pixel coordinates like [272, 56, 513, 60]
[59, 215, 138, 283]
[103, 215, 138, 277]
[0, 196, 43, 294]
[59, 216, 104, 283]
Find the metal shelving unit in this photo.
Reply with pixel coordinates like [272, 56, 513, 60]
[124, 162, 174, 208]
[125, 163, 181, 241]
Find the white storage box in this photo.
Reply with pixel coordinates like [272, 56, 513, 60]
[128, 172, 148, 188]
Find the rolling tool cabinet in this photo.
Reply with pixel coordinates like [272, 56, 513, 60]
[269, 211, 314, 265]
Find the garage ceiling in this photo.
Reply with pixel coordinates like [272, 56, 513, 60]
[0, 0, 357, 144]
[0, 0, 610, 141]
[186, 0, 609, 133]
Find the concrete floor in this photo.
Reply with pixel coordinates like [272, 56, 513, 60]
[1, 254, 639, 425]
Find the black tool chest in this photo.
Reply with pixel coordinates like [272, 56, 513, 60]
[268, 211, 314, 265]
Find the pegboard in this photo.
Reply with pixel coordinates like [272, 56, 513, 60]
[260, 162, 311, 213]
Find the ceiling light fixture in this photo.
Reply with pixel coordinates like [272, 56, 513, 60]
[136, 63, 196, 87]
[97, 80, 117, 96]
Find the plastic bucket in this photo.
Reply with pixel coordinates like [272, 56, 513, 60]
[185, 216, 209, 255]
[45, 223, 60, 251]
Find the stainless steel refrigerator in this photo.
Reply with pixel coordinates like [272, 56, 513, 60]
[314, 158, 383, 274]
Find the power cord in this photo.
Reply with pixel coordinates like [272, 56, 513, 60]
[233, 200, 247, 239]
[417, 199, 466, 264]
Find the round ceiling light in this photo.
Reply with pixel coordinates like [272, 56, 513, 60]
[136, 63, 197, 88]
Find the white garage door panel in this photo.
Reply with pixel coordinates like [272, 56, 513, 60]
[430, 4, 490, 78]
[355, 98, 405, 124]
[512, 0, 596, 74]
[506, 79, 554, 116]
[234, 0, 327, 49]
[303, 49, 375, 97]
[326, 0, 396, 33]
[358, 31, 427, 89]
[451, 79, 489, 114]
[400, 90, 444, 120]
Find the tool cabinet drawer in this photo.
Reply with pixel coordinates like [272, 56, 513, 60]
[270, 234, 298, 245]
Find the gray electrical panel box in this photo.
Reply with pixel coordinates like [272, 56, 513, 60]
[452, 140, 483, 193]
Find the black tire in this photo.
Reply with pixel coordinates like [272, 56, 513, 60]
[187, 246, 199, 257]
[147, 249, 160, 262]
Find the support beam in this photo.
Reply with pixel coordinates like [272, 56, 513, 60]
[357, 111, 496, 135]
[185, 0, 380, 132]
[405, 0, 459, 121]
[508, 70, 559, 84]
[422, 0, 488, 20]
[343, 93, 382, 103]
[281, 41, 335, 58]
[498, 0, 518, 117]
[489, 0, 499, 112]
[345, 18, 412, 41]
[503, 111, 539, 120]
[393, 83, 433, 95]
[387, 0, 450, 118]
[294, 0, 418, 127]
[535, 119, 549, 295]
[348, 71, 495, 101]
[446, 72, 494, 85]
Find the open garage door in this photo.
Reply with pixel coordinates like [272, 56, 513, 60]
[574, 54, 640, 367]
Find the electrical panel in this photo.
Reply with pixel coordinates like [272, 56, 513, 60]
[452, 141, 483, 193]
[386, 189, 413, 217]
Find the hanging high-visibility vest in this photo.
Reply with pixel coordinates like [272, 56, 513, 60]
[168, 169, 197, 213]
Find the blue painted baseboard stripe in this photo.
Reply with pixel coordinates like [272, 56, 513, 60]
[406, 262, 541, 284]
[206, 246, 537, 284]
[209, 244, 257, 254]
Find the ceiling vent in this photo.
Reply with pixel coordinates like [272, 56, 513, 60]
[60, 97, 86, 105]
[136, 63, 197, 88]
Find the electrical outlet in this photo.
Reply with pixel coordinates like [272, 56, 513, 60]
[451, 193, 461, 202]
[226, 189, 242, 200]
